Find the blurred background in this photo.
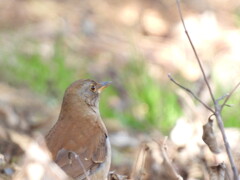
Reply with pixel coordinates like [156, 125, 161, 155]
[0, 0, 240, 179]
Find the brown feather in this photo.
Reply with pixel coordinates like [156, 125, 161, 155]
[46, 79, 109, 178]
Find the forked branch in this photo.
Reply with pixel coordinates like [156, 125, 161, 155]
[172, 0, 239, 179]
[168, 73, 214, 113]
[221, 81, 240, 110]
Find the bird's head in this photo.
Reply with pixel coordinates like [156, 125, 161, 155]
[63, 79, 111, 109]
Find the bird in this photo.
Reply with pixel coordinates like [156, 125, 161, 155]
[46, 79, 111, 180]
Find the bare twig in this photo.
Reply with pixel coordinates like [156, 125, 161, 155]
[108, 171, 128, 180]
[175, 0, 239, 179]
[168, 73, 214, 113]
[131, 146, 142, 179]
[216, 94, 229, 102]
[214, 106, 239, 180]
[224, 104, 233, 108]
[68, 151, 90, 180]
[176, 0, 215, 103]
[159, 137, 183, 180]
[139, 145, 148, 180]
[221, 81, 240, 110]
[131, 143, 149, 180]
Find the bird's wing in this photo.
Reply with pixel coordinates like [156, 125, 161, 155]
[46, 115, 108, 178]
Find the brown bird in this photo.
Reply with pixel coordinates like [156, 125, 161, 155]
[46, 79, 111, 180]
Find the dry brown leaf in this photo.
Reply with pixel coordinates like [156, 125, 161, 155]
[209, 163, 226, 180]
[13, 134, 69, 180]
[202, 118, 221, 154]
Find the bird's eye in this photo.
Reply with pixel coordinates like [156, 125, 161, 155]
[90, 84, 96, 92]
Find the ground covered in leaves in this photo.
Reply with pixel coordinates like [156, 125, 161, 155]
[0, 0, 240, 179]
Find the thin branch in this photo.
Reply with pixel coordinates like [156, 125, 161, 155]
[168, 73, 214, 113]
[221, 81, 240, 110]
[158, 137, 183, 180]
[216, 94, 229, 102]
[214, 107, 239, 180]
[139, 145, 148, 180]
[68, 151, 90, 180]
[131, 143, 149, 180]
[176, 0, 215, 103]
[224, 104, 233, 107]
[131, 145, 142, 179]
[175, 1, 239, 179]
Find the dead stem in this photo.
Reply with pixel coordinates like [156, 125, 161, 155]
[168, 73, 214, 113]
[68, 151, 90, 180]
[176, 0, 215, 103]
[174, 0, 239, 179]
[221, 81, 240, 110]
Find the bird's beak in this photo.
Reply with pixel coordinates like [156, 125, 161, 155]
[97, 81, 112, 93]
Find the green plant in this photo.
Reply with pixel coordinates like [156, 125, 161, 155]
[126, 58, 182, 133]
[102, 55, 182, 133]
[221, 93, 240, 128]
[1, 40, 75, 97]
